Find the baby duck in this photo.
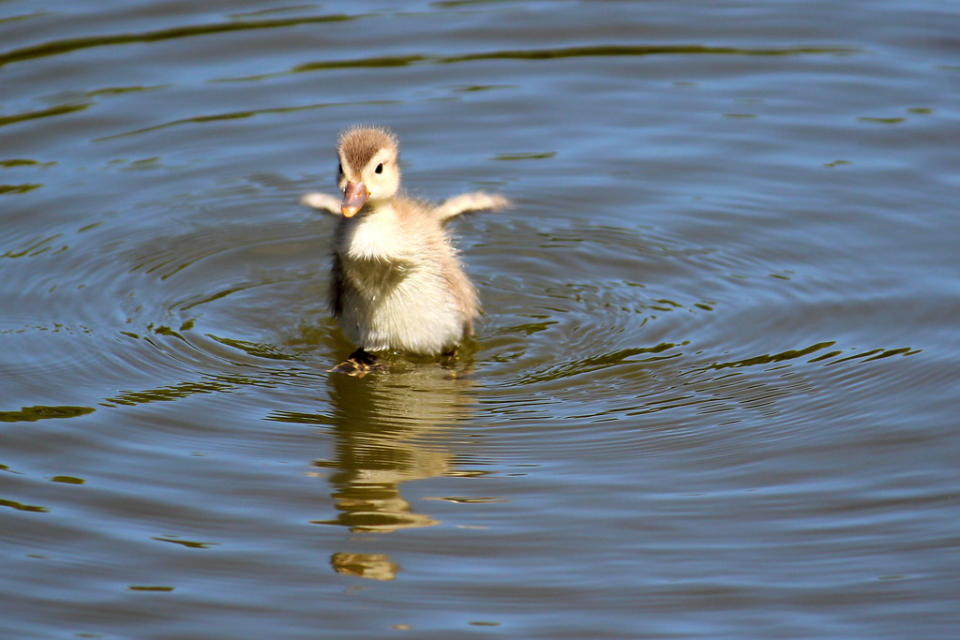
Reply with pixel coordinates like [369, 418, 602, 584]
[301, 126, 508, 374]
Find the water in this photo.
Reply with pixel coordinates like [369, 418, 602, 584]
[2, 1, 959, 638]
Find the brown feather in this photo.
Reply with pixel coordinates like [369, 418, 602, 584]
[338, 126, 398, 172]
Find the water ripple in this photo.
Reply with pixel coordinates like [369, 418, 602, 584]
[0, 14, 357, 68]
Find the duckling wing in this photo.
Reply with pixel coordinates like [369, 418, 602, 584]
[300, 192, 341, 215]
[434, 192, 510, 224]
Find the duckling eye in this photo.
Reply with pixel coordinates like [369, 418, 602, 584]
[375, 163, 383, 174]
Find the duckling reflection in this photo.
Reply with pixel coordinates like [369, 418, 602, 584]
[311, 359, 476, 538]
[330, 552, 399, 581]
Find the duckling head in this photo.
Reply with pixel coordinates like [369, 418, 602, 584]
[336, 126, 401, 217]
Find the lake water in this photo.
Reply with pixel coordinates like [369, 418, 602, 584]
[2, 1, 959, 638]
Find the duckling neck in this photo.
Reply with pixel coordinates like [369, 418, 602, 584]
[338, 199, 406, 262]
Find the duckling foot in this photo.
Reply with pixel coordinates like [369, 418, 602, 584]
[328, 348, 379, 377]
[437, 347, 471, 378]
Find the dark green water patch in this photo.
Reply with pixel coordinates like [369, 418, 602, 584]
[494, 152, 557, 161]
[282, 44, 856, 79]
[0, 158, 56, 168]
[0, 498, 49, 513]
[0, 15, 357, 68]
[0, 405, 95, 423]
[208, 334, 300, 360]
[95, 100, 398, 141]
[0, 183, 42, 195]
[0, 104, 89, 128]
[103, 379, 234, 406]
[152, 536, 220, 549]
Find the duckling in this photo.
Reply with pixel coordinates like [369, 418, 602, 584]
[301, 126, 508, 374]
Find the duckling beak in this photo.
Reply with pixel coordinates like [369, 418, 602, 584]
[341, 182, 368, 218]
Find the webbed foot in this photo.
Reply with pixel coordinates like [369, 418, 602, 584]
[328, 348, 379, 377]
